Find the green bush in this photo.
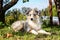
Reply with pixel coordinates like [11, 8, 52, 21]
[0, 22, 5, 28]
[5, 9, 26, 26]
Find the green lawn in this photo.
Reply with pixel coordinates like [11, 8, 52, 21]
[0, 25, 60, 40]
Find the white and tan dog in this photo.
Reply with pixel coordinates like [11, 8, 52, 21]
[11, 9, 51, 35]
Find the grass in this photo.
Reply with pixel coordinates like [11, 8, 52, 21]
[0, 24, 60, 40]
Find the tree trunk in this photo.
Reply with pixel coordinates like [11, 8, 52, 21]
[0, 0, 5, 23]
[49, 0, 53, 25]
[54, 0, 60, 25]
[0, 0, 18, 23]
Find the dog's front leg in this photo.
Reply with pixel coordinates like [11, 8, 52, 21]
[29, 30, 38, 35]
[37, 29, 51, 35]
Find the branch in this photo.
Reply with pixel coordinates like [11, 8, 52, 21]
[3, 0, 18, 11]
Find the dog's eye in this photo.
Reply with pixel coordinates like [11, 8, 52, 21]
[29, 14, 31, 16]
[34, 14, 36, 16]
[27, 14, 31, 16]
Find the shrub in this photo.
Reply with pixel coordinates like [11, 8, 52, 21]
[0, 22, 5, 28]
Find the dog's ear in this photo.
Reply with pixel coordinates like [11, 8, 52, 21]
[35, 10, 38, 14]
[38, 10, 41, 16]
[25, 9, 31, 15]
[35, 10, 41, 16]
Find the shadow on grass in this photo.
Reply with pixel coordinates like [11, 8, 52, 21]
[12, 30, 31, 36]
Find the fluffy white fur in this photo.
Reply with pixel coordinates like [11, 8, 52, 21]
[11, 9, 51, 35]
[11, 21, 24, 32]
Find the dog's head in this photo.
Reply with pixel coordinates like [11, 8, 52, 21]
[26, 9, 41, 21]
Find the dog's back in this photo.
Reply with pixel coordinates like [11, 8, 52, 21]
[11, 21, 25, 32]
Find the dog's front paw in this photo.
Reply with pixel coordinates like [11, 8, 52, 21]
[46, 32, 51, 35]
[37, 30, 51, 35]
[29, 30, 38, 35]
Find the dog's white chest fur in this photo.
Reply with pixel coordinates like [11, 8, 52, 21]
[28, 20, 41, 30]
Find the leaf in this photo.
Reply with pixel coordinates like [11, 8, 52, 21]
[23, 0, 29, 3]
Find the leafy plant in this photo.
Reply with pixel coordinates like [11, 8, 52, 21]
[0, 22, 5, 28]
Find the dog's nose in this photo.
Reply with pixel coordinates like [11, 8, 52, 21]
[31, 18, 33, 20]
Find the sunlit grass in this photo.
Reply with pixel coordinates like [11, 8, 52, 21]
[0, 25, 60, 40]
